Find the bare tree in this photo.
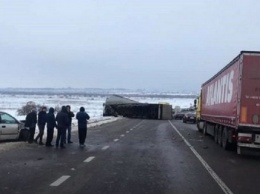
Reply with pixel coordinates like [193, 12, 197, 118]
[17, 101, 42, 116]
[55, 105, 61, 113]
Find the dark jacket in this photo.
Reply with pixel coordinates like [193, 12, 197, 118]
[56, 107, 69, 129]
[47, 108, 57, 129]
[76, 107, 90, 129]
[67, 111, 75, 125]
[38, 111, 47, 126]
[25, 111, 37, 128]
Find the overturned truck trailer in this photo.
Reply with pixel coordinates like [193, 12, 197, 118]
[103, 95, 172, 120]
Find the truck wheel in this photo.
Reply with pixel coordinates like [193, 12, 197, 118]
[222, 127, 230, 150]
[214, 126, 218, 143]
[217, 127, 222, 146]
[197, 122, 202, 132]
[203, 122, 207, 135]
[237, 146, 241, 155]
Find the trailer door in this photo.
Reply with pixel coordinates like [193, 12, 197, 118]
[239, 53, 260, 126]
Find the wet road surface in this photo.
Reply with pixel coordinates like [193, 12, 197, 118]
[0, 118, 260, 194]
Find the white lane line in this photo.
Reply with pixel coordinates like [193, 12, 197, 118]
[120, 134, 125, 137]
[126, 131, 129, 133]
[131, 120, 144, 130]
[50, 175, 70, 187]
[102, 146, 110, 150]
[130, 128, 133, 131]
[114, 139, 119, 142]
[168, 121, 233, 194]
[84, 156, 95, 163]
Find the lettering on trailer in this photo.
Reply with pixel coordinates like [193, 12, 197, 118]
[206, 70, 234, 106]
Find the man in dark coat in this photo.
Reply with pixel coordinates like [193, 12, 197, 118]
[66, 105, 74, 144]
[25, 109, 37, 144]
[55, 106, 69, 148]
[34, 106, 47, 145]
[45, 107, 57, 147]
[76, 107, 90, 147]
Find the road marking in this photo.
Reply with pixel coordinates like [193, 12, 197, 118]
[168, 121, 233, 194]
[84, 156, 95, 163]
[50, 175, 70, 187]
[126, 131, 129, 133]
[130, 128, 133, 131]
[114, 139, 119, 142]
[120, 134, 125, 137]
[102, 146, 110, 150]
[132, 120, 144, 130]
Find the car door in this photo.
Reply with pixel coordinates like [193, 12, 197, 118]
[0, 113, 19, 140]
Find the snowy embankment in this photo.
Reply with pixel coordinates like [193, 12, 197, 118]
[0, 116, 122, 153]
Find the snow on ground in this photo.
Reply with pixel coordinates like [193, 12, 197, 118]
[0, 94, 194, 121]
[0, 94, 106, 121]
[0, 94, 194, 152]
[0, 141, 24, 153]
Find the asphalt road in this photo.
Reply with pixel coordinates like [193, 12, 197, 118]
[0, 118, 260, 194]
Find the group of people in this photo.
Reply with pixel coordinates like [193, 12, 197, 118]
[24, 105, 90, 148]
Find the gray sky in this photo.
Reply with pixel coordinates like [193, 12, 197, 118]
[1, 0, 260, 92]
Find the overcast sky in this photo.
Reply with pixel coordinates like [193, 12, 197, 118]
[1, 0, 260, 92]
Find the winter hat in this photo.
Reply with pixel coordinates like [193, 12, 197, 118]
[49, 107, 55, 113]
[61, 106, 67, 112]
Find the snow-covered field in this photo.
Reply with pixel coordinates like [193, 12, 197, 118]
[0, 94, 194, 121]
[0, 94, 195, 151]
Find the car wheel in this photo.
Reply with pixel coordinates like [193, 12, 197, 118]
[19, 128, 30, 141]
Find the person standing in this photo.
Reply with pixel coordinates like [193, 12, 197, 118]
[45, 107, 57, 147]
[55, 106, 69, 148]
[25, 109, 37, 144]
[76, 107, 90, 147]
[34, 106, 47, 145]
[66, 105, 74, 144]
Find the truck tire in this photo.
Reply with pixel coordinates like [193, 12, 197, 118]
[197, 121, 203, 132]
[237, 146, 241, 155]
[217, 127, 222, 146]
[214, 126, 218, 143]
[221, 127, 230, 150]
[203, 122, 207, 135]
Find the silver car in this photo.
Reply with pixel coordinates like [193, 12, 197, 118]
[0, 111, 28, 141]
